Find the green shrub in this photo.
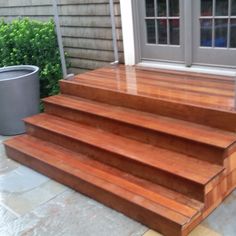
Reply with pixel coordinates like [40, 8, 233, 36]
[0, 18, 68, 100]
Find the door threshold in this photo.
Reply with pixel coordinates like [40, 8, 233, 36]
[137, 61, 236, 77]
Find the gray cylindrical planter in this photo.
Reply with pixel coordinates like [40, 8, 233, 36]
[0, 65, 40, 135]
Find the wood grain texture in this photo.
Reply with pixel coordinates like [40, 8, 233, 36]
[44, 95, 236, 164]
[24, 113, 224, 201]
[60, 65, 236, 131]
[4, 135, 202, 236]
[4, 65, 236, 236]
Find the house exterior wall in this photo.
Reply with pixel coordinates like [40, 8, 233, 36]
[0, 0, 124, 74]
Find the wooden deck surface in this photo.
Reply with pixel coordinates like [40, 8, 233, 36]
[4, 65, 236, 236]
[72, 65, 236, 111]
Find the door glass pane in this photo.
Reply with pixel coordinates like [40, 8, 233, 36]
[158, 19, 167, 44]
[200, 19, 212, 46]
[170, 19, 180, 45]
[201, 0, 213, 16]
[230, 19, 236, 47]
[169, 0, 179, 16]
[157, 0, 167, 16]
[146, 0, 155, 17]
[146, 19, 156, 44]
[231, 0, 236, 16]
[215, 0, 228, 16]
[215, 19, 228, 47]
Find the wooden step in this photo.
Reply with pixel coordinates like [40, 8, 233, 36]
[4, 135, 204, 236]
[60, 78, 236, 132]
[74, 65, 235, 109]
[43, 95, 236, 165]
[24, 113, 224, 201]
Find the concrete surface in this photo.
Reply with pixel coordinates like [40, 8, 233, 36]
[0, 135, 235, 236]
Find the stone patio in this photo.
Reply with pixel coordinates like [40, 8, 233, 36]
[0, 135, 235, 236]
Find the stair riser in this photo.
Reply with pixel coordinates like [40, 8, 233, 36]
[205, 168, 236, 211]
[5, 146, 183, 236]
[25, 123, 205, 201]
[60, 81, 236, 132]
[45, 102, 225, 165]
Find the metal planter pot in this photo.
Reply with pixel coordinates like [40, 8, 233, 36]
[0, 65, 40, 135]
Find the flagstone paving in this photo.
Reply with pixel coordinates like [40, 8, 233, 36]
[0, 135, 235, 236]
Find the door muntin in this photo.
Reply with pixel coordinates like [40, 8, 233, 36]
[139, 0, 185, 62]
[193, 0, 236, 67]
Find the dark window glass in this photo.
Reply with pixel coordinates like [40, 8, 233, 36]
[157, 0, 167, 16]
[146, 19, 156, 44]
[200, 19, 212, 46]
[169, 0, 179, 16]
[215, 0, 228, 16]
[146, 0, 155, 17]
[158, 19, 168, 44]
[230, 19, 236, 47]
[215, 19, 228, 47]
[201, 0, 213, 16]
[169, 19, 180, 45]
[231, 0, 236, 16]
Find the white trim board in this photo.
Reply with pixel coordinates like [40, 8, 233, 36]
[120, 0, 136, 65]
[138, 61, 236, 77]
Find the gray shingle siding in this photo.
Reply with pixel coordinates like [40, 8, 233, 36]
[0, 0, 123, 74]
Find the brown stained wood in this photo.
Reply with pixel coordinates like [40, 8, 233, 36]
[204, 167, 236, 211]
[60, 80, 236, 132]
[44, 95, 236, 149]
[23, 113, 223, 201]
[182, 168, 236, 236]
[4, 135, 200, 236]
[43, 94, 236, 164]
[4, 65, 236, 236]
[69, 77, 232, 112]
[4, 135, 203, 218]
[73, 65, 236, 104]
[74, 71, 233, 101]
[78, 65, 235, 92]
[225, 152, 236, 173]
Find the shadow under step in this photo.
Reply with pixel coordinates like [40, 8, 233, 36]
[24, 113, 224, 201]
[4, 134, 204, 236]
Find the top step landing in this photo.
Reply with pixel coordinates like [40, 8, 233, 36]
[60, 65, 236, 131]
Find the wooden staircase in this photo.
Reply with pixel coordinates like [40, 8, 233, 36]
[4, 65, 236, 236]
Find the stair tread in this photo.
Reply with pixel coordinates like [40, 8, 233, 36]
[24, 113, 224, 185]
[5, 134, 204, 226]
[44, 94, 236, 149]
[66, 73, 236, 112]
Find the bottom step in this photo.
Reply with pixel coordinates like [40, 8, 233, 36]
[4, 135, 204, 236]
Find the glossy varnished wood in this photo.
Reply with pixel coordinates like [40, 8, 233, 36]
[24, 113, 224, 200]
[60, 65, 236, 131]
[4, 135, 204, 236]
[76, 65, 236, 109]
[44, 94, 236, 164]
[4, 65, 236, 236]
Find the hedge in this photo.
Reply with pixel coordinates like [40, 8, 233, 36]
[0, 18, 68, 103]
